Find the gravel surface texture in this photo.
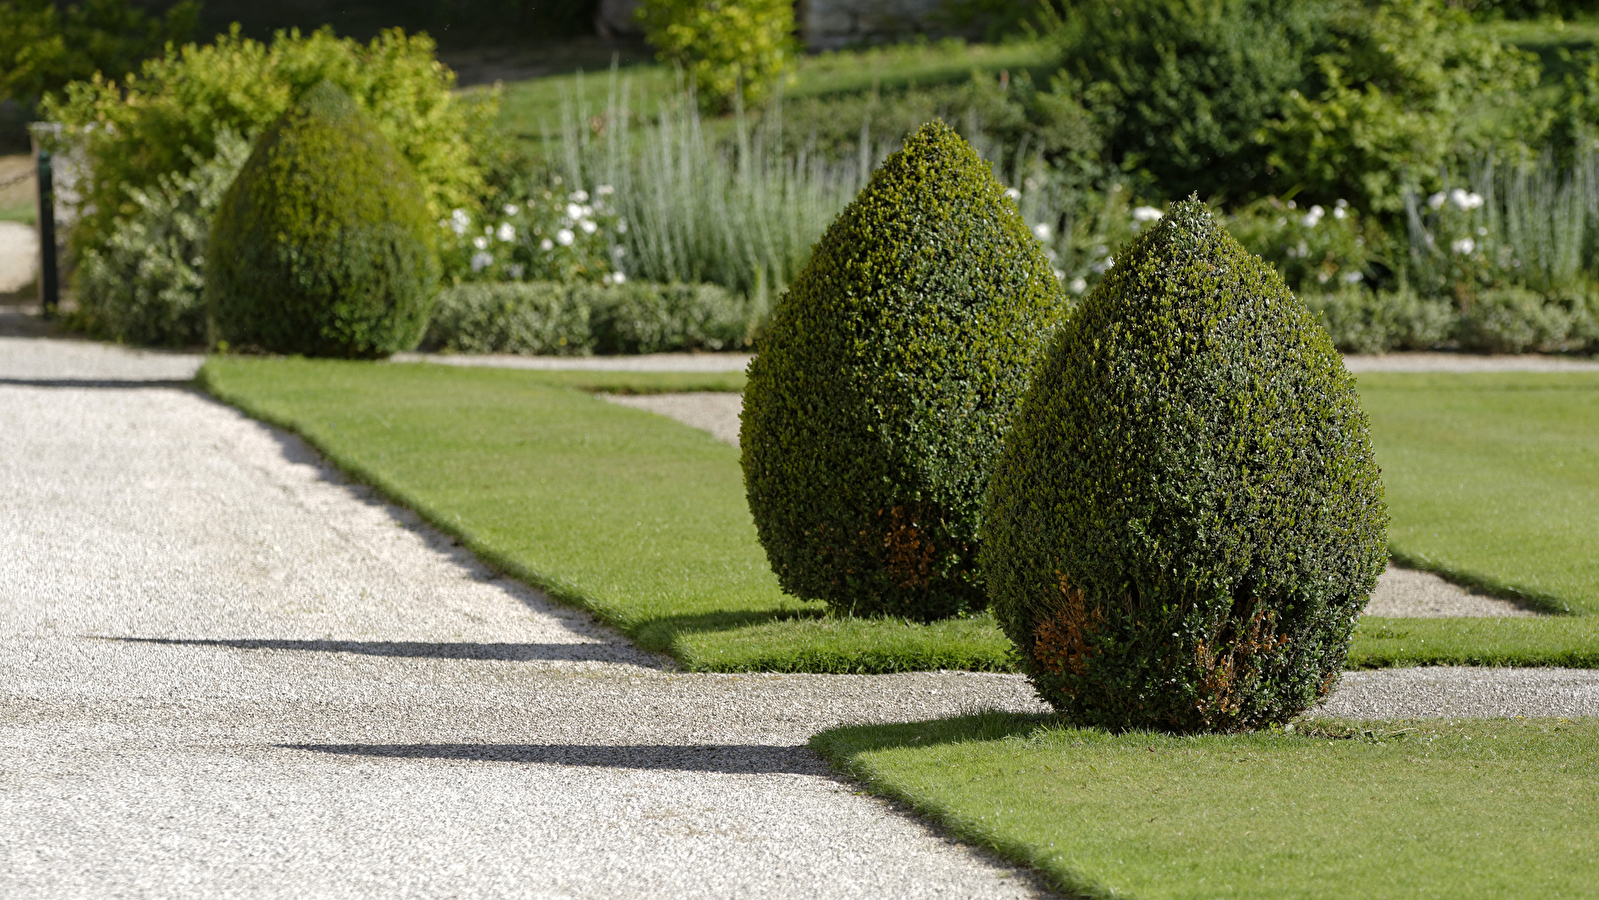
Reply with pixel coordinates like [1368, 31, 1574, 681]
[1, 335, 1050, 899]
[0, 222, 37, 294]
[1343, 351, 1599, 372]
[5, 333, 1595, 898]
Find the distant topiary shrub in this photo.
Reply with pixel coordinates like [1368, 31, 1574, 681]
[207, 80, 439, 358]
[982, 198, 1388, 733]
[741, 120, 1070, 622]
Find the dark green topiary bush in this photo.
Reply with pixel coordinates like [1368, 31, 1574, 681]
[207, 80, 439, 358]
[982, 198, 1388, 733]
[741, 120, 1070, 622]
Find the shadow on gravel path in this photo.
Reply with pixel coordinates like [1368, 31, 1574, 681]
[285, 742, 825, 775]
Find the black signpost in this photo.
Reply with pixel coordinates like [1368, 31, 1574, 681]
[37, 147, 58, 318]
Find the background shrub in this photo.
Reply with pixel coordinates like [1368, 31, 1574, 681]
[982, 199, 1388, 733]
[207, 81, 439, 358]
[1052, 0, 1323, 202]
[636, 0, 797, 112]
[741, 121, 1070, 623]
[423, 280, 754, 355]
[589, 281, 752, 354]
[0, 0, 197, 123]
[43, 25, 492, 263]
[73, 128, 251, 347]
[1303, 285, 1458, 353]
[422, 282, 591, 355]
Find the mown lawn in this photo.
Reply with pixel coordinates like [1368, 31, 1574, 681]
[812, 712, 1599, 900]
[200, 358, 1599, 671]
[491, 38, 1058, 143]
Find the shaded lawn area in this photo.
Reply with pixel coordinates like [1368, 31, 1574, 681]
[199, 358, 1599, 671]
[811, 712, 1599, 900]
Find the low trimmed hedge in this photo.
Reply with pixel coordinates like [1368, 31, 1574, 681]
[1306, 285, 1599, 355]
[421, 280, 756, 356]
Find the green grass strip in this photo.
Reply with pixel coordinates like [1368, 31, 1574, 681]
[1358, 372, 1599, 616]
[812, 712, 1599, 900]
[398, 364, 748, 395]
[200, 358, 1599, 671]
[200, 356, 1005, 672]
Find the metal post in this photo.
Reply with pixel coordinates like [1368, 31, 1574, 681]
[37, 147, 58, 317]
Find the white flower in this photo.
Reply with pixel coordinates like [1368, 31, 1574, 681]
[1342, 270, 1364, 284]
[1052, 268, 1066, 280]
[1302, 205, 1324, 227]
[579, 219, 597, 234]
[610, 271, 627, 285]
[1477, 226, 1488, 236]
[1287, 199, 1297, 210]
[470, 251, 493, 272]
[1068, 277, 1088, 294]
[1335, 199, 1349, 209]
[566, 203, 584, 219]
[540, 238, 554, 251]
[496, 223, 516, 242]
[616, 218, 628, 234]
[1132, 206, 1163, 222]
[506, 263, 525, 279]
[556, 229, 575, 246]
[1452, 237, 1475, 254]
[1428, 191, 1448, 210]
[1451, 189, 1484, 211]
[1333, 206, 1347, 220]
[1004, 187, 1022, 201]
[612, 245, 627, 258]
[449, 208, 471, 235]
[596, 185, 614, 196]
[1032, 223, 1053, 241]
[503, 204, 520, 216]
[570, 190, 590, 203]
[472, 236, 490, 250]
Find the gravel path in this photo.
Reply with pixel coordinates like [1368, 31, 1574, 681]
[0, 335, 1052, 899]
[4, 333, 1596, 898]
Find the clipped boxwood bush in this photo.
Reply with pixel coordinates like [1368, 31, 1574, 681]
[982, 198, 1388, 733]
[741, 120, 1070, 622]
[422, 280, 754, 356]
[207, 81, 439, 358]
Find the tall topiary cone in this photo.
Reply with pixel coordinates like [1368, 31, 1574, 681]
[982, 198, 1387, 733]
[741, 120, 1070, 621]
[207, 80, 438, 358]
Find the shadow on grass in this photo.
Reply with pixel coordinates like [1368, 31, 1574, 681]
[811, 709, 1060, 762]
[284, 742, 824, 775]
[630, 606, 826, 647]
[1387, 551, 1576, 616]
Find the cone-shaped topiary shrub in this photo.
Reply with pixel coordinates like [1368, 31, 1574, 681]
[982, 198, 1387, 733]
[741, 120, 1070, 622]
[207, 80, 439, 357]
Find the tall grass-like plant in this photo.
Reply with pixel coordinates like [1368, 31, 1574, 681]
[553, 72, 867, 314]
[1404, 153, 1595, 302]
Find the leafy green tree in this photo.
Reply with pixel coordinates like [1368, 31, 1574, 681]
[0, 0, 198, 108]
[636, 0, 797, 111]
